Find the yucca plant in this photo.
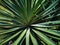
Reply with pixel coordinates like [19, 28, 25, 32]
[0, 0, 60, 45]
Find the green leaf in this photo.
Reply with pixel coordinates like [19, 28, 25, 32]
[0, 27, 20, 34]
[42, 0, 59, 16]
[0, 30, 22, 45]
[36, 28, 60, 37]
[20, 36, 26, 45]
[40, 20, 60, 25]
[33, 0, 45, 12]
[46, 34, 60, 40]
[38, 0, 59, 19]
[30, 33, 38, 45]
[12, 29, 26, 45]
[33, 30, 56, 45]
[26, 28, 30, 45]
[32, 24, 52, 28]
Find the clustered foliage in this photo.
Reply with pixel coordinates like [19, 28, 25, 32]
[0, 0, 60, 45]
